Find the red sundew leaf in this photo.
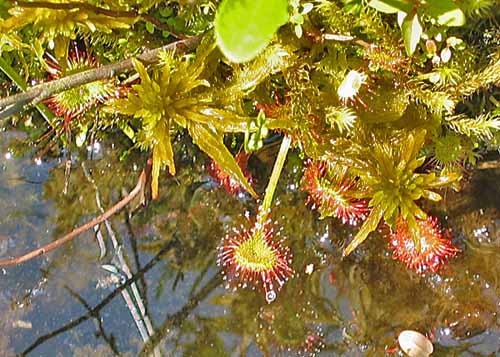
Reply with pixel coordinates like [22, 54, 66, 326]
[217, 218, 293, 303]
[389, 216, 460, 274]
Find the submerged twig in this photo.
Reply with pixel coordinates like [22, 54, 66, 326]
[65, 285, 120, 355]
[82, 162, 159, 356]
[62, 125, 73, 195]
[477, 160, 500, 169]
[0, 166, 149, 267]
[139, 272, 222, 357]
[21, 239, 177, 356]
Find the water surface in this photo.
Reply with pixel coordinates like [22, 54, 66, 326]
[0, 129, 499, 356]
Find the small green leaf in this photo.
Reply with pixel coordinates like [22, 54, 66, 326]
[215, 0, 289, 63]
[188, 122, 258, 198]
[151, 121, 175, 199]
[244, 110, 269, 152]
[426, 172, 461, 187]
[145, 21, 155, 34]
[118, 122, 136, 142]
[343, 204, 384, 256]
[368, 0, 413, 14]
[402, 14, 422, 56]
[151, 146, 162, 200]
[290, 13, 303, 24]
[421, 189, 442, 201]
[132, 59, 150, 83]
[426, 0, 465, 27]
[159, 7, 173, 17]
[343, 0, 362, 14]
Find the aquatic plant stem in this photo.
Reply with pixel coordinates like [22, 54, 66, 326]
[0, 36, 202, 119]
[82, 163, 159, 356]
[258, 136, 291, 222]
[0, 164, 150, 267]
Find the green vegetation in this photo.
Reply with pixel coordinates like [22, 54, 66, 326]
[0, 0, 499, 257]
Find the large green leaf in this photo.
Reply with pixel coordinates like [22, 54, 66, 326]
[402, 13, 422, 56]
[368, 0, 413, 14]
[187, 122, 258, 198]
[215, 0, 289, 63]
[426, 0, 465, 27]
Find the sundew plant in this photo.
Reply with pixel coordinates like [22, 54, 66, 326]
[0, 0, 499, 307]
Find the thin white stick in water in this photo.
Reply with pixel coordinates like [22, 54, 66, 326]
[82, 162, 160, 357]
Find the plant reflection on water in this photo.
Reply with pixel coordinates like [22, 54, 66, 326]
[0, 132, 499, 356]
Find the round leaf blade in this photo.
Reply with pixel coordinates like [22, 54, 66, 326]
[215, 0, 289, 63]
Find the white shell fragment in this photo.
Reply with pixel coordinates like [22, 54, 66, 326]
[398, 330, 434, 357]
[305, 263, 314, 275]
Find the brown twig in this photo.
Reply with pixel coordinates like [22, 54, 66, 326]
[0, 35, 202, 119]
[305, 30, 371, 48]
[477, 160, 500, 169]
[0, 167, 148, 267]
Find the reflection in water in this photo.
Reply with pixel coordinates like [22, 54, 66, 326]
[0, 130, 499, 355]
[21, 240, 177, 356]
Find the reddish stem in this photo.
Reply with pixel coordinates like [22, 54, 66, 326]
[0, 168, 148, 267]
